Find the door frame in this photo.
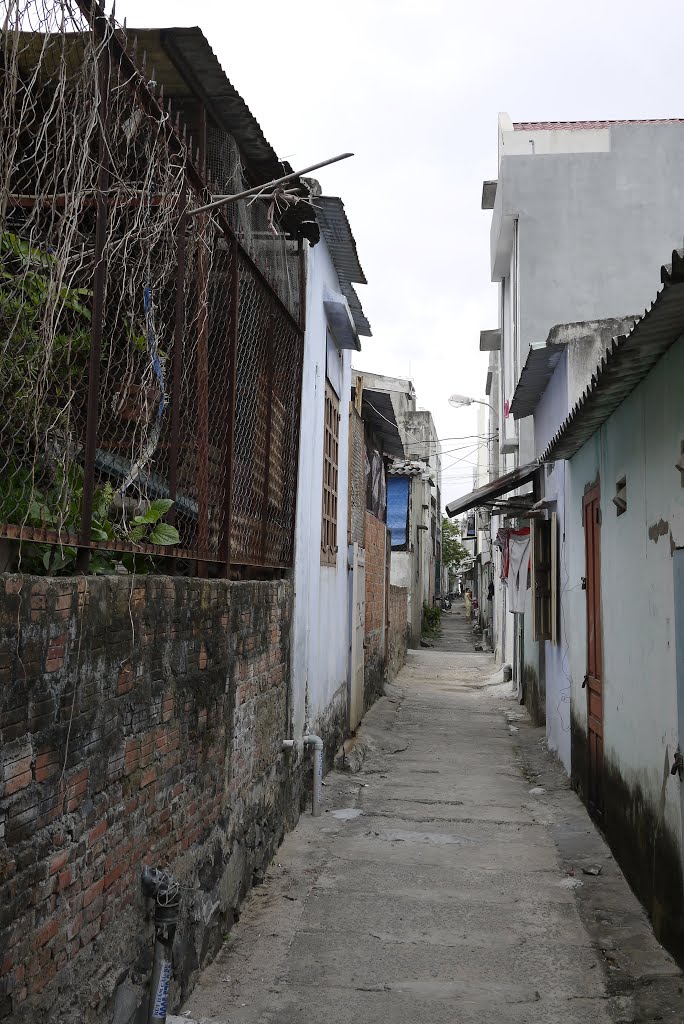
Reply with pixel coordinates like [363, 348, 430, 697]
[583, 482, 604, 815]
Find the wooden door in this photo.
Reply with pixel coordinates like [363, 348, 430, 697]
[583, 485, 604, 814]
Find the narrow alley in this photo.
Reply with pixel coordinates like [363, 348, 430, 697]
[429, 603, 484, 653]
[176, 647, 684, 1024]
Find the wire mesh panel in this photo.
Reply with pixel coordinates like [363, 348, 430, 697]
[0, 0, 304, 576]
[1, 12, 105, 569]
[231, 254, 302, 567]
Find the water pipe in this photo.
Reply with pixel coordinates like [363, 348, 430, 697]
[141, 866, 180, 1024]
[303, 735, 323, 817]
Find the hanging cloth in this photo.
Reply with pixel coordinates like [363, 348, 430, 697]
[507, 527, 531, 613]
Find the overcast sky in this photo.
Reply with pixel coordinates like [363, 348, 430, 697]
[125, 0, 684, 507]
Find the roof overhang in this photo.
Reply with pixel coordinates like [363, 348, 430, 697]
[445, 461, 538, 518]
[324, 292, 360, 351]
[511, 316, 640, 420]
[510, 343, 565, 419]
[480, 329, 501, 352]
[542, 250, 684, 462]
[315, 197, 371, 337]
[354, 388, 405, 460]
[481, 181, 497, 210]
[126, 28, 315, 241]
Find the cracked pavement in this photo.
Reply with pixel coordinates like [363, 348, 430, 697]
[174, 649, 684, 1023]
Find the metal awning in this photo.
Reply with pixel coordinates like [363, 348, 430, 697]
[445, 461, 538, 518]
[542, 250, 684, 462]
[316, 197, 371, 337]
[353, 388, 405, 459]
[324, 295, 360, 351]
[480, 329, 501, 352]
[510, 343, 565, 419]
[481, 181, 497, 210]
[510, 316, 639, 421]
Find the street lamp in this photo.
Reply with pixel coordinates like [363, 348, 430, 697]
[448, 393, 497, 418]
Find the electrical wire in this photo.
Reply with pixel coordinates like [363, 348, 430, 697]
[363, 400, 496, 448]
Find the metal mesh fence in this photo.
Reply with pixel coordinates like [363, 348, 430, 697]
[0, 1, 304, 575]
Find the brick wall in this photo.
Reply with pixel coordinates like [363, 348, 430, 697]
[0, 574, 300, 1024]
[387, 586, 408, 681]
[348, 407, 365, 547]
[364, 512, 386, 708]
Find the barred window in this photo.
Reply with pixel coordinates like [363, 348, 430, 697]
[321, 379, 340, 565]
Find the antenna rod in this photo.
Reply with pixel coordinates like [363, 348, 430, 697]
[187, 152, 354, 217]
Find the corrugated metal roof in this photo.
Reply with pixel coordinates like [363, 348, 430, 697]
[130, 28, 284, 182]
[130, 28, 317, 242]
[542, 250, 684, 462]
[513, 119, 684, 131]
[316, 197, 371, 337]
[445, 462, 538, 518]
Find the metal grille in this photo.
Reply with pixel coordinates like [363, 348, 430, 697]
[321, 380, 339, 566]
[0, 2, 304, 575]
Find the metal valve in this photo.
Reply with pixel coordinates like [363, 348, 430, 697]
[671, 749, 683, 780]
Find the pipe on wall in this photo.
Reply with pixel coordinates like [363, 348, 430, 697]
[303, 734, 323, 817]
[141, 866, 180, 1024]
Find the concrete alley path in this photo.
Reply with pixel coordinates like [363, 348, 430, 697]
[430, 601, 483, 653]
[177, 651, 683, 1024]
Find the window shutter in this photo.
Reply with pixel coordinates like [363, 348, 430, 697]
[531, 519, 552, 641]
[550, 511, 558, 646]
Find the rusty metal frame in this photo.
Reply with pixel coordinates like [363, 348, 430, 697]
[75, 22, 111, 573]
[2, 0, 306, 577]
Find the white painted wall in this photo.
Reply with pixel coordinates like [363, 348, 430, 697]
[292, 236, 352, 742]
[534, 319, 641, 772]
[535, 354, 572, 770]
[565, 334, 684, 851]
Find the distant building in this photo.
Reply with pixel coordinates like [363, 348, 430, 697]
[353, 373, 443, 644]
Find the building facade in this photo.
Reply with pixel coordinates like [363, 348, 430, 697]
[537, 250, 684, 960]
[463, 112, 684, 716]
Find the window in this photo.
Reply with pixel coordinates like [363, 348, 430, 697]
[321, 379, 339, 565]
[531, 512, 558, 643]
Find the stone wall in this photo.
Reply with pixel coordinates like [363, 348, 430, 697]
[0, 574, 300, 1024]
[364, 512, 386, 708]
[387, 586, 408, 681]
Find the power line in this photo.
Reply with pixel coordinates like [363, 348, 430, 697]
[362, 400, 496, 448]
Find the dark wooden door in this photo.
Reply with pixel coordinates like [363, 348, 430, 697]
[583, 485, 603, 814]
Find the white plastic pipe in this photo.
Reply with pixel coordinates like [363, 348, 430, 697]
[303, 735, 323, 817]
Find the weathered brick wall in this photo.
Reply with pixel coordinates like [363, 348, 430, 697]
[348, 407, 365, 547]
[364, 512, 386, 707]
[0, 575, 299, 1024]
[387, 586, 408, 681]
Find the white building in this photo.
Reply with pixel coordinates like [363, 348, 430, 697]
[536, 249, 684, 960]
[449, 112, 684, 729]
[291, 196, 370, 754]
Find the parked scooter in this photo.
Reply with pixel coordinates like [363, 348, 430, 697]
[442, 595, 452, 611]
